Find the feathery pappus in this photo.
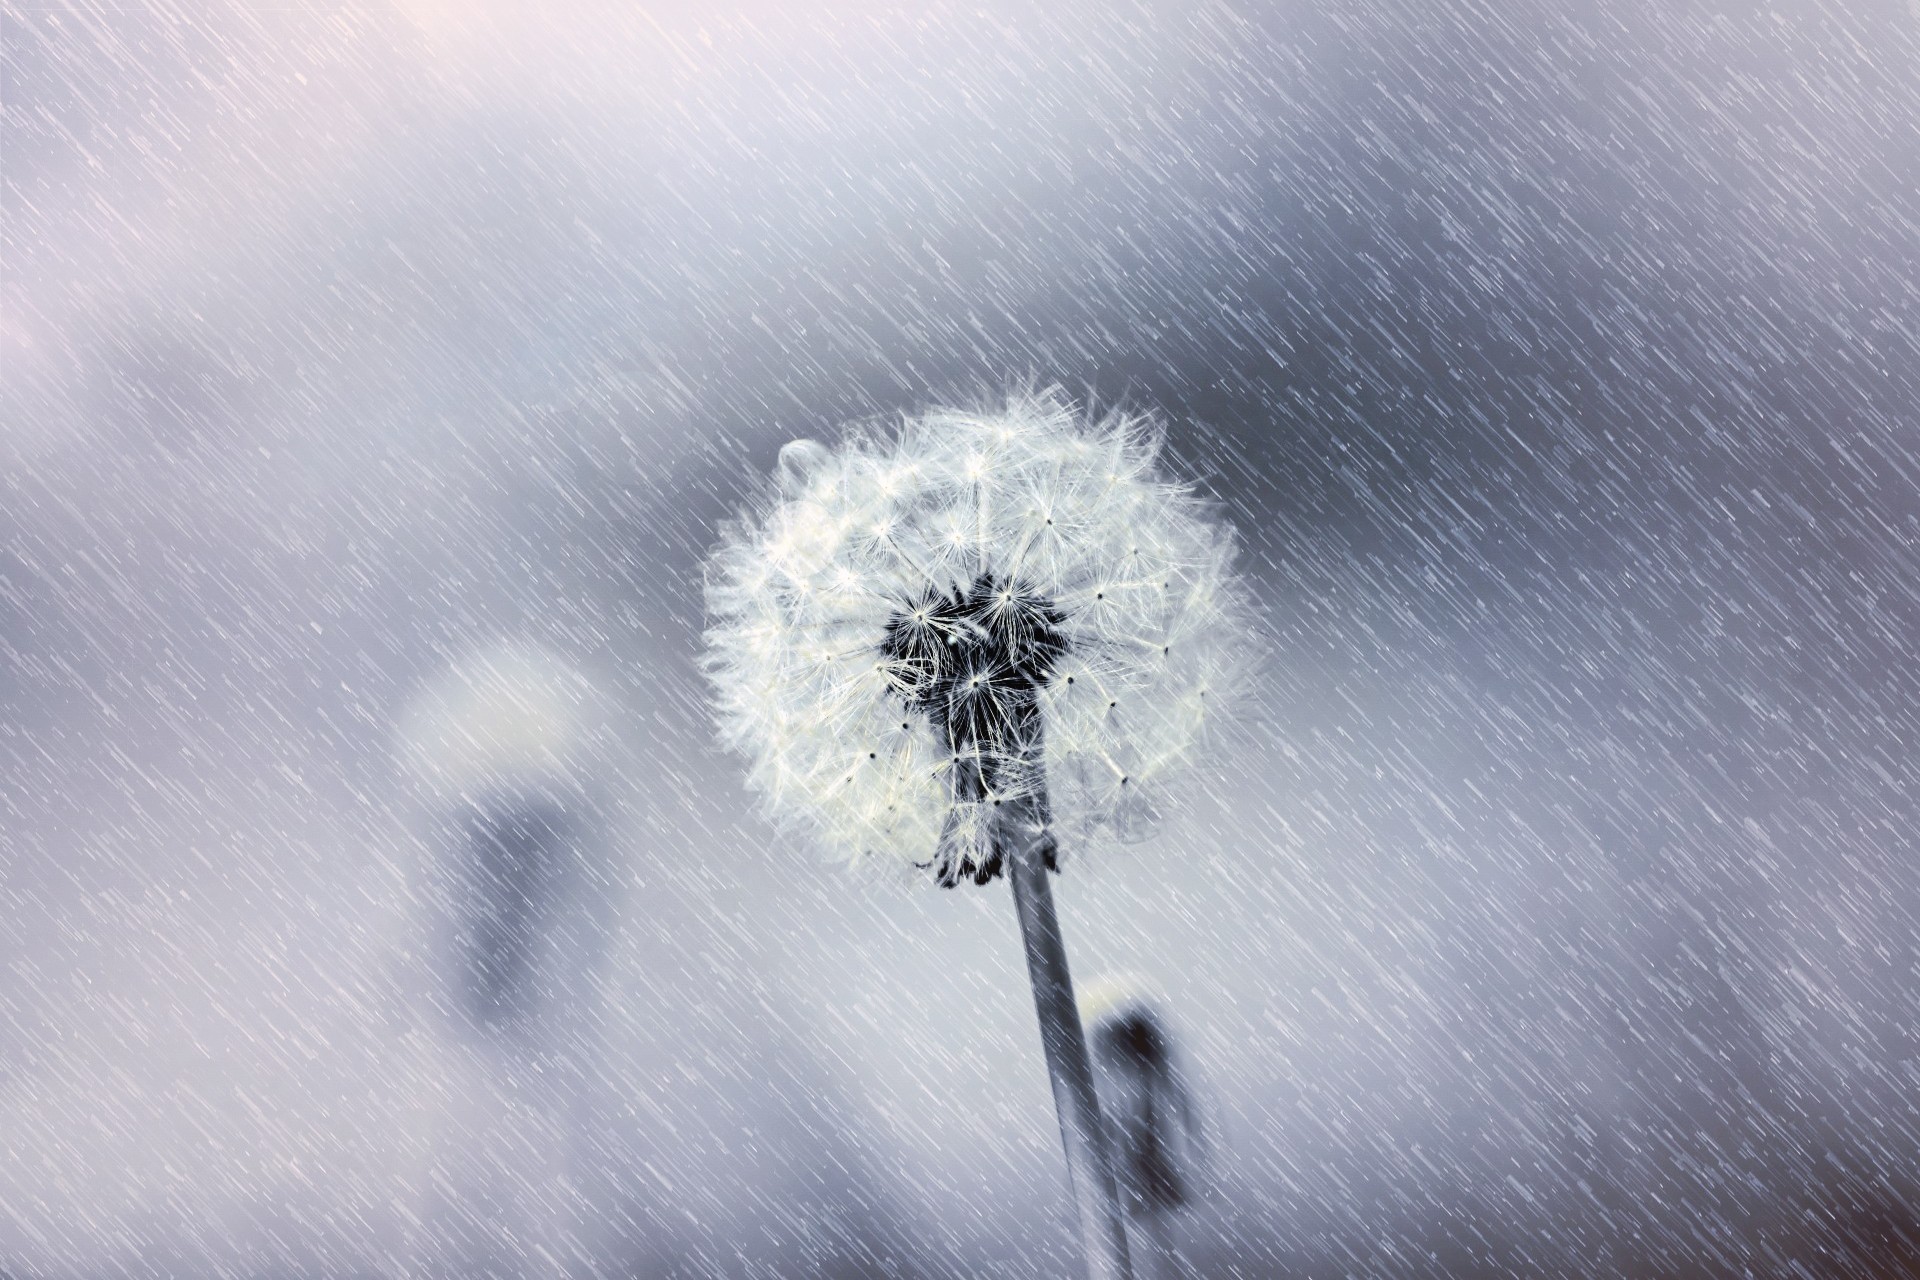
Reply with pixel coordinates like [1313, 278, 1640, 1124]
[704, 389, 1256, 887]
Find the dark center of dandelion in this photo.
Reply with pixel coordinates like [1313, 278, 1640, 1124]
[879, 571, 1068, 887]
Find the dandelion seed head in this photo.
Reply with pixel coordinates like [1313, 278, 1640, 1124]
[704, 388, 1256, 883]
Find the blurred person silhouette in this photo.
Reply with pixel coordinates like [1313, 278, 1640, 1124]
[1082, 976, 1208, 1280]
[397, 642, 621, 1276]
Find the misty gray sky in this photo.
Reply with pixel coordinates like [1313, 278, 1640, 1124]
[4, 2, 1919, 1276]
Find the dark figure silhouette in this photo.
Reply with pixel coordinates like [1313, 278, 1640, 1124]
[1092, 1010, 1196, 1215]
[1086, 990, 1206, 1279]
[454, 796, 574, 1030]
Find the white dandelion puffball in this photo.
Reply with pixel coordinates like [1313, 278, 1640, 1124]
[705, 391, 1255, 887]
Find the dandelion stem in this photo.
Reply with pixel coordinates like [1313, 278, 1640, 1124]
[1005, 796, 1134, 1280]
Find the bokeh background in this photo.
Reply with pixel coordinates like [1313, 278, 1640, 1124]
[5, 1, 1919, 1276]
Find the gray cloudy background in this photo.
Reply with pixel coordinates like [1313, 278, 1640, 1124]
[4, 1, 1919, 1276]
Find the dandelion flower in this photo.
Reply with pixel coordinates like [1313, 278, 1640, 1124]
[704, 389, 1255, 1280]
[704, 389, 1254, 887]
